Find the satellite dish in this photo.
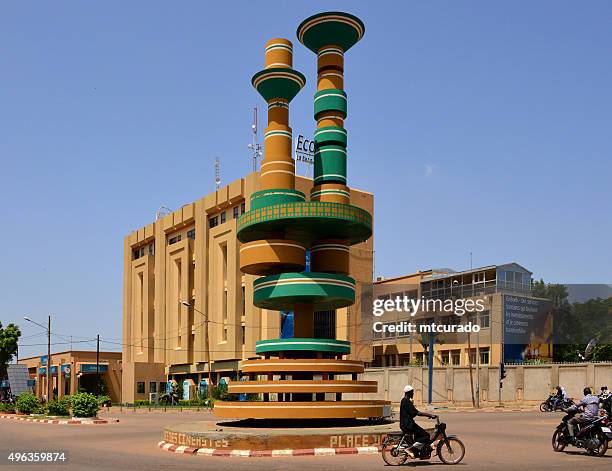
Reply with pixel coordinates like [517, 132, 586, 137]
[577, 338, 598, 361]
[584, 338, 598, 361]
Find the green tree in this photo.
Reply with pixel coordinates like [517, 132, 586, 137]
[532, 280, 612, 362]
[0, 322, 21, 380]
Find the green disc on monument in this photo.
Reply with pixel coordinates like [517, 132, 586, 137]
[252, 68, 306, 102]
[255, 338, 351, 355]
[253, 271, 356, 311]
[297, 11, 365, 53]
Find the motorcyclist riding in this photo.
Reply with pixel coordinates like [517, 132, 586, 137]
[566, 387, 600, 441]
[400, 385, 438, 458]
[552, 386, 565, 410]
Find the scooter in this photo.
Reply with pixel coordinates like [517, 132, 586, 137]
[381, 416, 466, 466]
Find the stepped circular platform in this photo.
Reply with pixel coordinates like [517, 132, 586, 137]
[162, 419, 396, 452]
[240, 358, 365, 373]
[213, 400, 391, 420]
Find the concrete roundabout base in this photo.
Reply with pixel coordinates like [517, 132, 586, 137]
[160, 419, 396, 457]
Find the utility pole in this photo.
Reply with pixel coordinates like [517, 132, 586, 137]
[476, 320, 480, 409]
[96, 334, 100, 396]
[47, 315, 51, 403]
[427, 332, 434, 406]
[181, 302, 212, 394]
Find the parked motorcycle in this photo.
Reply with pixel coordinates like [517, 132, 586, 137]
[552, 410, 612, 456]
[540, 395, 574, 412]
[381, 416, 465, 466]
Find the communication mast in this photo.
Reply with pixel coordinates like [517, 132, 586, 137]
[214, 157, 221, 190]
[247, 106, 262, 172]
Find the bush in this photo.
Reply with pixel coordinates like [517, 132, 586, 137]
[134, 400, 150, 406]
[71, 393, 99, 418]
[0, 403, 15, 413]
[97, 395, 111, 407]
[47, 398, 70, 416]
[16, 393, 42, 414]
[211, 383, 238, 401]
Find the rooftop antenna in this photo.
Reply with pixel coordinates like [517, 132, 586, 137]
[215, 157, 221, 190]
[247, 106, 262, 172]
[156, 206, 172, 220]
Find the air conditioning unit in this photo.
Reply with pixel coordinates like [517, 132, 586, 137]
[149, 392, 159, 403]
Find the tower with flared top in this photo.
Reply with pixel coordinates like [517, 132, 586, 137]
[214, 12, 389, 420]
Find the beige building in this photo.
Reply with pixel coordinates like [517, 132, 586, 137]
[122, 172, 374, 404]
[19, 350, 122, 403]
[370, 263, 552, 368]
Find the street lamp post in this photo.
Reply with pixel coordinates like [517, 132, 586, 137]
[181, 301, 212, 395]
[23, 315, 52, 403]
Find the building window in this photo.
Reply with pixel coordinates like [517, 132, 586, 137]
[133, 246, 145, 260]
[241, 325, 245, 345]
[241, 286, 245, 317]
[159, 382, 166, 393]
[451, 349, 461, 366]
[220, 211, 226, 224]
[383, 322, 396, 339]
[149, 382, 157, 393]
[209, 216, 218, 228]
[241, 202, 246, 214]
[168, 234, 182, 245]
[480, 347, 490, 365]
[233, 206, 239, 219]
[440, 350, 450, 365]
[479, 310, 490, 328]
[223, 326, 228, 342]
[187, 229, 196, 240]
[137, 382, 145, 394]
[148, 243, 155, 256]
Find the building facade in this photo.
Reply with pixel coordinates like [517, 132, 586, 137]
[19, 350, 122, 402]
[122, 172, 374, 404]
[371, 263, 551, 368]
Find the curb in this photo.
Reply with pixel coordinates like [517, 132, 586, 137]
[0, 414, 119, 425]
[157, 441, 380, 458]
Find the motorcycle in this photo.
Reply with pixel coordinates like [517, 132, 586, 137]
[381, 416, 465, 466]
[599, 394, 612, 418]
[552, 410, 612, 456]
[540, 395, 574, 412]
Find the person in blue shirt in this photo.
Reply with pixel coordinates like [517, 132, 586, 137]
[566, 387, 600, 439]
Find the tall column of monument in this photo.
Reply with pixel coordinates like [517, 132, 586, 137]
[214, 12, 389, 420]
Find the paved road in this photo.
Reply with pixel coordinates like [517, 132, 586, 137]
[0, 410, 609, 470]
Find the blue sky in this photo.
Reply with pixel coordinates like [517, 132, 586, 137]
[2, 1, 611, 358]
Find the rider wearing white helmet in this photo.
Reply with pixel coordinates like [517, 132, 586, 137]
[400, 385, 437, 458]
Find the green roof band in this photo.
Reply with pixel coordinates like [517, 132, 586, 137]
[314, 89, 347, 119]
[314, 149, 346, 184]
[250, 189, 306, 210]
[314, 126, 348, 147]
